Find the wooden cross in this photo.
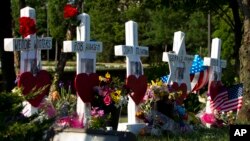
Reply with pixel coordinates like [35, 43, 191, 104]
[4, 6, 52, 74]
[203, 38, 227, 127]
[204, 38, 227, 81]
[63, 13, 102, 126]
[4, 6, 52, 117]
[162, 31, 194, 91]
[115, 21, 149, 124]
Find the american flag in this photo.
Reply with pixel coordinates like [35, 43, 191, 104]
[190, 55, 209, 92]
[210, 83, 243, 112]
[161, 54, 209, 92]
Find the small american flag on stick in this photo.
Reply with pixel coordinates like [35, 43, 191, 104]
[210, 83, 243, 112]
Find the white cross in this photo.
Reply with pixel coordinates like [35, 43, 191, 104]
[115, 21, 149, 125]
[203, 38, 227, 128]
[204, 38, 227, 81]
[162, 31, 194, 91]
[4, 6, 52, 117]
[63, 13, 102, 126]
[4, 7, 52, 74]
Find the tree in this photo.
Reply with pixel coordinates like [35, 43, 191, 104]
[0, 90, 53, 140]
[237, 0, 250, 122]
[85, 0, 122, 62]
[48, 0, 84, 94]
[0, 0, 16, 91]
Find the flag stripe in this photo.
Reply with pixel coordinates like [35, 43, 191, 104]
[190, 68, 209, 92]
[210, 83, 243, 112]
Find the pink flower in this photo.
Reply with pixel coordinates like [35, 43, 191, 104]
[46, 104, 57, 118]
[70, 116, 84, 128]
[91, 107, 98, 116]
[200, 113, 216, 125]
[101, 87, 112, 97]
[39, 100, 56, 118]
[104, 95, 112, 106]
[57, 117, 71, 127]
[97, 109, 104, 117]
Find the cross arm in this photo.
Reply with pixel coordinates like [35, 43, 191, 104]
[63, 41, 102, 53]
[162, 52, 193, 62]
[115, 45, 148, 57]
[4, 37, 52, 51]
[204, 57, 227, 68]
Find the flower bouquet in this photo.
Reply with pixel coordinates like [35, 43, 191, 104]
[90, 72, 129, 130]
[136, 79, 193, 136]
[38, 81, 84, 129]
[35, 72, 129, 130]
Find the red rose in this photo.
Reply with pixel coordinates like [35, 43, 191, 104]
[19, 17, 36, 38]
[64, 4, 78, 19]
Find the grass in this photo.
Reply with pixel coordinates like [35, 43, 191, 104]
[118, 116, 229, 141]
[118, 120, 229, 140]
[137, 126, 229, 141]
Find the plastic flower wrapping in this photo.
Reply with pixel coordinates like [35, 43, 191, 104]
[136, 79, 194, 136]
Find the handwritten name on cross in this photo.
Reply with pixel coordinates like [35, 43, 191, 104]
[63, 14, 102, 74]
[63, 13, 102, 126]
[4, 6, 52, 73]
[115, 21, 149, 77]
[204, 38, 227, 81]
[115, 21, 148, 124]
[162, 31, 194, 91]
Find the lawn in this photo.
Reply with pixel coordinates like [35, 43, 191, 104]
[119, 116, 229, 141]
[137, 126, 229, 141]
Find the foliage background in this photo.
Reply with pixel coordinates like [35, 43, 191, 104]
[8, 0, 238, 86]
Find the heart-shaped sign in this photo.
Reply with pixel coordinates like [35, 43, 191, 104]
[169, 82, 188, 105]
[18, 70, 51, 107]
[75, 73, 99, 103]
[126, 75, 147, 105]
[209, 81, 223, 100]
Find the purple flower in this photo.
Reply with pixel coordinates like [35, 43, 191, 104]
[59, 81, 64, 88]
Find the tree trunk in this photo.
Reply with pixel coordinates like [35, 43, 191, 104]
[230, 0, 243, 76]
[49, 1, 83, 95]
[0, 0, 16, 91]
[237, 0, 250, 122]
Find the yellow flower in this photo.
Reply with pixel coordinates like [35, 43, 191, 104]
[156, 79, 163, 86]
[111, 90, 121, 103]
[99, 76, 105, 81]
[105, 72, 111, 79]
[51, 91, 60, 101]
[151, 79, 163, 86]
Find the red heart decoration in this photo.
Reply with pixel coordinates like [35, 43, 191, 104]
[176, 83, 188, 105]
[209, 81, 223, 100]
[126, 75, 147, 105]
[74, 73, 99, 103]
[18, 70, 51, 107]
[169, 82, 188, 105]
